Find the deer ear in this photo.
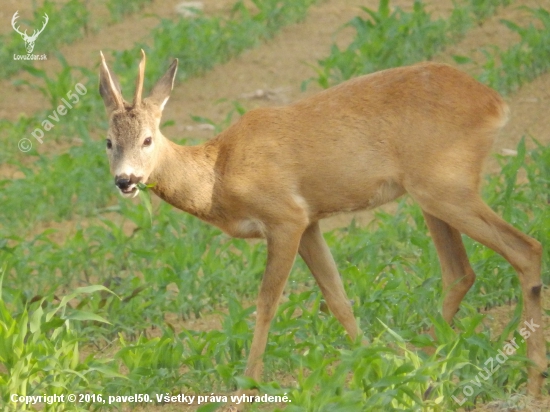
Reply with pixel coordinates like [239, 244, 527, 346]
[99, 51, 124, 113]
[147, 59, 178, 111]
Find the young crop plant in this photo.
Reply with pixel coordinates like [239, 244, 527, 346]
[467, 0, 513, 22]
[0, 273, 123, 412]
[14, 54, 95, 112]
[110, 0, 318, 88]
[307, 0, 515, 89]
[308, 0, 451, 88]
[0, 140, 113, 233]
[106, 0, 153, 23]
[475, 7, 550, 95]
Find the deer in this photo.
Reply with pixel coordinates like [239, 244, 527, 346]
[11, 11, 49, 54]
[99, 49, 546, 404]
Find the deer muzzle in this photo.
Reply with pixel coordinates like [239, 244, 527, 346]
[115, 174, 141, 198]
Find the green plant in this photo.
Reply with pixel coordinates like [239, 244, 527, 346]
[110, 0, 318, 89]
[478, 7, 550, 94]
[0, 140, 112, 233]
[307, 0, 515, 89]
[0, 273, 121, 411]
[105, 0, 153, 23]
[308, 0, 451, 88]
[468, 0, 513, 23]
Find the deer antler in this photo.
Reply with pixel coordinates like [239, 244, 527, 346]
[133, 49, 146, 106]
[11, 11, 28, 38]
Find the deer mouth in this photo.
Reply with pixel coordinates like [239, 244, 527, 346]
[119, 185, 139, 198]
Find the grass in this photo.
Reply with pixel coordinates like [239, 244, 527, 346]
[1, 0, 550, 410]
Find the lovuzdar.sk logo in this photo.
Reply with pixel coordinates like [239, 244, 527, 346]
[11, 10, 48, 61]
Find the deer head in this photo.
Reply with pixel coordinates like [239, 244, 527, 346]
[12, 11, 49, 54]
[99, 50, 178, 198]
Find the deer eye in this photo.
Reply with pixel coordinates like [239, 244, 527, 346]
[143, 137, 152, 147]
[106, 139, 112, 149]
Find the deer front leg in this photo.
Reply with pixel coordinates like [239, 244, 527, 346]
[244, 224, 304, 382]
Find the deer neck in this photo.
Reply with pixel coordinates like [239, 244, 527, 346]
[149, 137, 218, 220]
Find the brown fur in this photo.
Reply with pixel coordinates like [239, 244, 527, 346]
[99, 51, 546, 400]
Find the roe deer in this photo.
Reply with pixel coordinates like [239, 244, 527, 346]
[99, 50, 546, 398]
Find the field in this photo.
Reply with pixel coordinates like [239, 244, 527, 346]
[1, 0, 550, 411]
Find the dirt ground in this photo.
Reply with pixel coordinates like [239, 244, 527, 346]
[2, 0, 550, 411]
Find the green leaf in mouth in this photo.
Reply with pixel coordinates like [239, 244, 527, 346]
[137, 182, 156, 224]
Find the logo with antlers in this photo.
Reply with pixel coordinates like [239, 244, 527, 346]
[11, 11, 49, 54]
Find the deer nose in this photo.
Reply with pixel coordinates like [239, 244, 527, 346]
[115, 173, 142, 192]
[115, 177, 131, 190]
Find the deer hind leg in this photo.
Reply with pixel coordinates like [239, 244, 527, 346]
[414, 190, 545, 395]
[299, 222, 358, 340]
[422, 211, 476, 323]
